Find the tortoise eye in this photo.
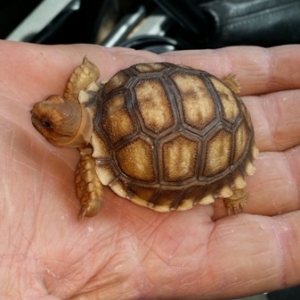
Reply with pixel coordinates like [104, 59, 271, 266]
[41, 119, 53, 129]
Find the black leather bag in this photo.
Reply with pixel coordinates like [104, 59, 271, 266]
[200, 0, 300, 47]
[155, 0, 300, 47]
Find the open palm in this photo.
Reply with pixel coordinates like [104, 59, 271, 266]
[0, 40, 300, 300]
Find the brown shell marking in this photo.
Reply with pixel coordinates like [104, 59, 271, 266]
[116, 137, 155, 182]
[135, 79, 175, 135]
[162, 134, 198, 182]
[171, 73, 216, 130]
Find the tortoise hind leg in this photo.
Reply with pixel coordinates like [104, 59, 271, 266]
[75, 148, 103, 220]
[64, 58, 100, 102]
[223, 187, 248, 215]
[222, 74, 241, 94]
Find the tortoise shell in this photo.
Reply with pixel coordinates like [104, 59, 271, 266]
[89, 62, 257, 212]
[31, 59, 258, 218]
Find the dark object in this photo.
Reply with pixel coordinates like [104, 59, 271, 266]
[153, 0, 214, 38]
[4, 0, 300, 48]
[267, 285, 300, 300]
[31, 0, 110, 44]
[198, 0, 300, 47]
[155, 0, 300, 47]
[118, 35, 189, 53]
[0, 0, 42, 39]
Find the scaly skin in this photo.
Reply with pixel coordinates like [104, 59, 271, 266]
[1, 40, 300, 299]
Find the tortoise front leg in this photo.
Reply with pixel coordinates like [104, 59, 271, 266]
[64, 57, 100, 102]
[75, 148, 103, 219]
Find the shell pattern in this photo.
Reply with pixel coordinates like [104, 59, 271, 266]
[85, 63, 256, 212]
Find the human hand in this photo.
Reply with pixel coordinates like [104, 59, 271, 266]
[0, 40, 299, 299]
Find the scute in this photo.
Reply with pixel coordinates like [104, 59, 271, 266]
[210, 77, 240, 124]
[203, 128, 232, 177]
[171, 72, 217, 130]
[161, 133, 199, 182]
[102, 93, 137, 144]
[102, 70, 129, 97]
[116, 136, 155, 182]
[233, 121, 249, 164]
[134, 63, 167, 73]
[134, 78, 175, 135]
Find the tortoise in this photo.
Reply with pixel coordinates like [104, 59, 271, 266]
[31, 58, 258, 219]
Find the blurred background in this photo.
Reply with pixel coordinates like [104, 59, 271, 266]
[1, 0, 300, 299]
[2, 0, 300, 51]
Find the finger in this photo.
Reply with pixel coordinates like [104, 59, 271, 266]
[205, 212, 300, 299]
[3, 42, 300, 104]
[244, 90, 300, 152]
[213, 148, 300, 219]
[162, 45, 300, 95]
[0, 41, 161, 108]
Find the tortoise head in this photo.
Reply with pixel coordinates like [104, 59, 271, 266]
[31, 95, 92, 147]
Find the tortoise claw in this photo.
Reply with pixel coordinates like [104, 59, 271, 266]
[78, 198, 101, 220]
[224, 187, 247, 215]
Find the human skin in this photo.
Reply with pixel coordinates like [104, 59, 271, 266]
[0, 40, 300, 299]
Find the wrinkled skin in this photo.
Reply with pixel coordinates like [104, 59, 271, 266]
[0, 40, 300, 300]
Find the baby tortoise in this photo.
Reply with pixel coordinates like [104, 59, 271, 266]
[31, 58, 258, 219]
